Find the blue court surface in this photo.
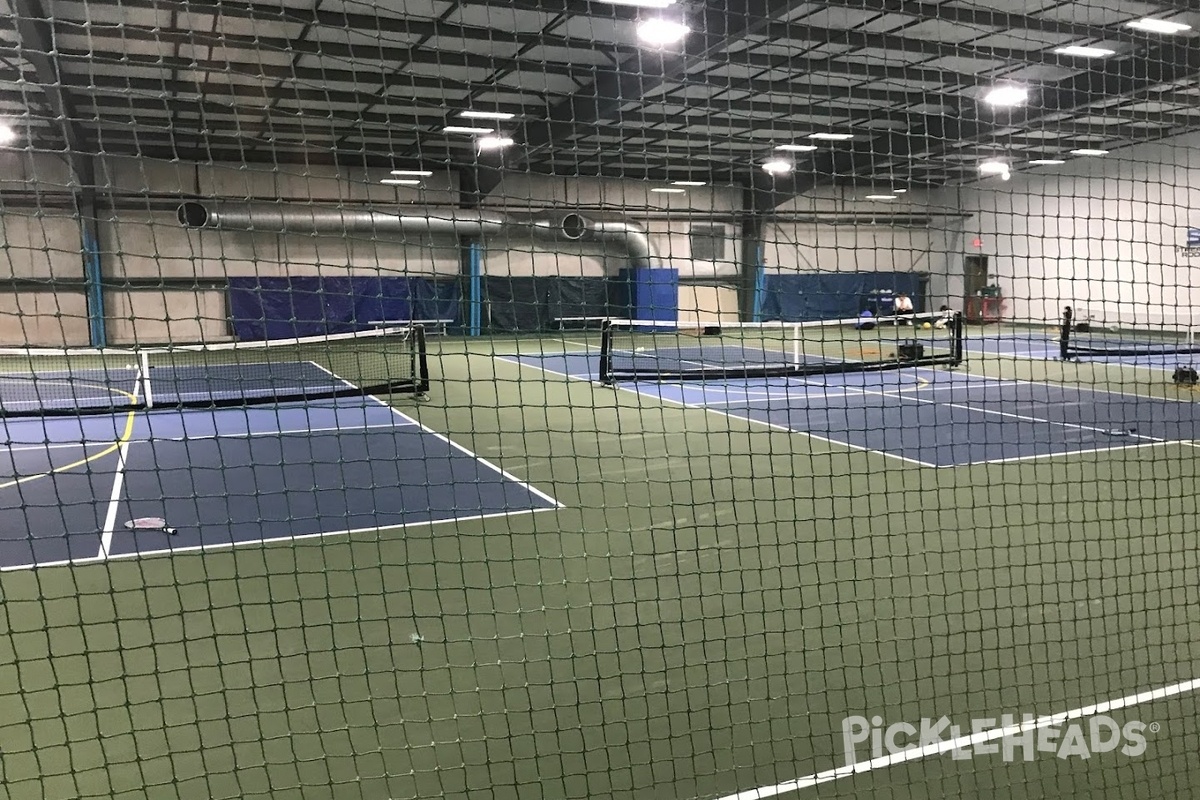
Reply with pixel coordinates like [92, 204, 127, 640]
[505, 350, 1200, 468]
[0, 394, 560, 571]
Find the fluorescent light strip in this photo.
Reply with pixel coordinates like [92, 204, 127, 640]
[637, 18, 690, 45]
[775, 144, 819, 152]
[671, 181, 706, 186]
[1028, 159, 1066, 165]
[0, 124, 14, 144]
[390, 170, 434, 176]
[1054, 45, 1116, 58]
[477, 136, 514, 150]
[762, 159, 793, 175]
[595, 0, 675, 6]
[982, 86, 1029, 107]
[1070, 148, 1109, 156]
[381, 179, 422, 185]
[864, 194, 897, 200]
[1125, 18, 1192, 34]
[651, 187, 687, 194]
[459, 110, 516, 121]
[443, 125, 494, 134]
[807, 132, 854, 141]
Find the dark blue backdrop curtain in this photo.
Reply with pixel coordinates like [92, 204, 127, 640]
[759, 272, 923, 322]
[228, 276, 461, 340]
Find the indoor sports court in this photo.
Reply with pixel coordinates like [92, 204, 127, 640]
[2, 1, 1200, 799]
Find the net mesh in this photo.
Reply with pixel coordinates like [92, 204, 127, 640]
[1061, 307, 1200, 358]
[0, 327, 427, 417]
[600, 312, 963, 382]
[1, 0, 1199, 799]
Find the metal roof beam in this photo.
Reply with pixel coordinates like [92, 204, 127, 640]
[808, 0, 1154, 44]
[469, 0, 820, 204]
[759, 39, 1200, 207]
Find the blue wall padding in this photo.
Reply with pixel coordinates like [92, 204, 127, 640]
[620, 268, 679, 322]
[759, 272, 923, 322]
[483, 277, 616, 332]
[228, 277, 460, 340]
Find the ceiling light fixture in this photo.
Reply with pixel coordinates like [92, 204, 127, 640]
[381, 179, 422, 185]
[637, 18, 690, 46]
[651, 187, 687, 194]
[1124, 18, 1192, 34]
[982, 85, 1030, 107]
[762, 159, 793, 175]
[459, 110, 517, 121]
[892, 188, 908, 194]
[0, 124, 15, 145]
[1053, 45, 1117, 58]
[477, 136, 515, 150]
[775, 144, 819, 152]
[1070, 148, 1109, 156]
[671, 181, 706, 186]
[979, 160, 1012, 180]
[1028, 159, 1066, 165]
[807, 132, 854, 141]
[864, 194, 897, 200]
[443, 125, 494, 134]
[596, 0, 676, 6]
[390, 170, 434, 177]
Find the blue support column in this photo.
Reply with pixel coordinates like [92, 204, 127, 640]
[80, 208, 107, 348]
[468, 240, 483, 336]
[751, 246, 767, 322]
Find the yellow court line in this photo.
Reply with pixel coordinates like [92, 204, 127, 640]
[1, 380, 139, 491]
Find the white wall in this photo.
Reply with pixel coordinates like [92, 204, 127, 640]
[763, 188, 962, 310]
[936, 132, 1200, 326]
[5, 162, 754, 344]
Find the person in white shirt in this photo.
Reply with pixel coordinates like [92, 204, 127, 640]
[894, 292, 914, 323]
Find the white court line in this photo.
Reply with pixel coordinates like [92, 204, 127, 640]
[152, 421, 420, 443]
[98, 370, 144, 559]
[714, 675, 1200, 800]
[492, 355, 943, 469]
[510, 352, 1200, 467]
[98, 438, 136, 558]
[797, 371, 1200, 465]
[691, 379, 1029, 407]
[974, 440, 1174, 466]
[7, 507, 560, 573]
[5, 441, 110, 453]
[364, 395, 565, 509]
[308, 359, 564, 510]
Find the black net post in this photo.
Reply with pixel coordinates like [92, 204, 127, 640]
[953, 311, 965, 365]
[599, 319, 613, 385]
[1060, 306, 1073, 361]
[413, 325, 430, 394]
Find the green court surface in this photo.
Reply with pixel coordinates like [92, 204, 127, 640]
[3, 331, 1197, 800]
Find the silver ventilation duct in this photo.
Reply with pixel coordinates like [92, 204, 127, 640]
[177, 203, 654, 268]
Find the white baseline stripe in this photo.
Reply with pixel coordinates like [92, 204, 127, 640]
[151, 421, 420, 443]
[715, 676, 1200, 800]
[6, 441, 108, 453]
[10, 507, 558, 573]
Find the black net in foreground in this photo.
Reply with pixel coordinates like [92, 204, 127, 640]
[0, 326, 429, 417]
[7, 0, 1200, 798]
[600, 312, 964, 383]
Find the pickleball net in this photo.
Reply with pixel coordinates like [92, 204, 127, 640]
[599, 311, 964, 384]
[0, 326, 429, 417]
